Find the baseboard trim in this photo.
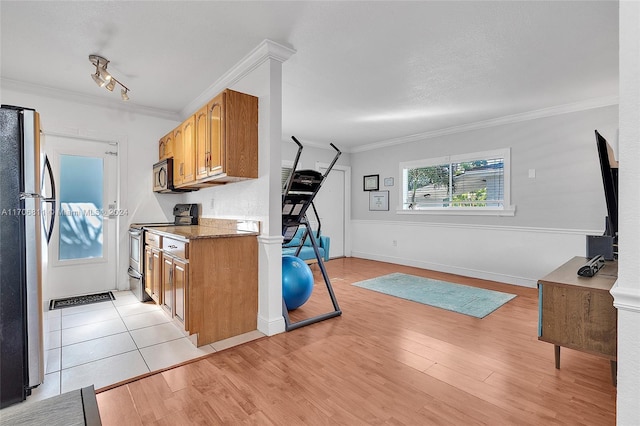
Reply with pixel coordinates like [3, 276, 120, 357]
[257, 314, 286, 336]
[351, 251, 538, 288]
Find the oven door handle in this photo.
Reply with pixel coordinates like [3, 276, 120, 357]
[127, 266, 142, 280]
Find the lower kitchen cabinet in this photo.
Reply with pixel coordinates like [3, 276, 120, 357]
[145, 229, 257, 347]
[162, 253, 188, 329]
[173, 257, 188, 325]
[144, 246, 162, 304]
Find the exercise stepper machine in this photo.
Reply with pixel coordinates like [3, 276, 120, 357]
[282, 136, 342, 331]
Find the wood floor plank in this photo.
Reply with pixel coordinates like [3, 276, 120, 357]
[96, 258, 616, 425]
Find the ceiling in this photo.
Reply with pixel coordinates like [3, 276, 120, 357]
[1, 1, 619, 152]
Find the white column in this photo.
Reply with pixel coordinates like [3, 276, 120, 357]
[611, 2, 640, 424]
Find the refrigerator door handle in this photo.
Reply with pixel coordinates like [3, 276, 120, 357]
[41, 156, 56, 244]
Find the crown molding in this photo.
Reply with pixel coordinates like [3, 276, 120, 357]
[351, 95, 620, 153]
[0, 78, 182, 122]
[180, 39, 296, 119]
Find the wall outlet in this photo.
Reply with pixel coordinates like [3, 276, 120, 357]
[392, 240, 397, 247]
[210, 198, 215, 209]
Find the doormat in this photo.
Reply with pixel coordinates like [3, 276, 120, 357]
[49, 291, 115, 310]
[353, 273, 516, 318]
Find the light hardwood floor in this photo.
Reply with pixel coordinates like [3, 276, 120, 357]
[96, 258, 616, 425]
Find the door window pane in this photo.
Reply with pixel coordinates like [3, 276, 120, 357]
[58, 155, 104, 260]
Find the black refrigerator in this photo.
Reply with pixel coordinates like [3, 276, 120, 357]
[0, 105, 55, 408]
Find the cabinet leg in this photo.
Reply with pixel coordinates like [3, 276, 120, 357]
[554, 345, 560, 369]
[610, 360, 617, 387]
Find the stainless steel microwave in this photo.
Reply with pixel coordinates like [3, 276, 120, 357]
[153, 158, 172, 192]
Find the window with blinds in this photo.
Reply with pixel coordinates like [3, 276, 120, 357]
[400, 148, 513, 215]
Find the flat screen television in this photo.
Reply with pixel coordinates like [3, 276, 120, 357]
[595, 130, 618, 243]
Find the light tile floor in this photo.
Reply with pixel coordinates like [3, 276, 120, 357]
[30, 291, 265, 402]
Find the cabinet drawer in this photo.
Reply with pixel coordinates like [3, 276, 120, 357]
[145, 232, 162, 248]
[163, 237, 188, 259]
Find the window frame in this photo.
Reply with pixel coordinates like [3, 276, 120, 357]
[397, 148, 515, 216]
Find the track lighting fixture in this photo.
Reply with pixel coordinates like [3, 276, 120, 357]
[89, 54, 130, 101]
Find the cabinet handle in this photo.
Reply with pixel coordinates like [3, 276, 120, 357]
[168, 245, 177, 249]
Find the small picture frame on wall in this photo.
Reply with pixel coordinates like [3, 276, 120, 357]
[384, 177, 394, 187]
[363, 174, 379, 191]
[369, 191, 389, 211]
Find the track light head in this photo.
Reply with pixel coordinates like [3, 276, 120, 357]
[92, 71, 107, 87]
[121, 88, 129, 101]
[105, 79, 116, 92]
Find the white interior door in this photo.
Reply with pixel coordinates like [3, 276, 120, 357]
[44, 135, 118, 299]
[314, 164, 350, 258]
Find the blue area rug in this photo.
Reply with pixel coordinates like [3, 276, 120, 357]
[353, 273, 516, 318]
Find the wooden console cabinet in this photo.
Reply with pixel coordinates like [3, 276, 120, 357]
[537, 256, 617, 385]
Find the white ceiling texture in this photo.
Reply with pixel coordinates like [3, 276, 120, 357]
[1, 1, 618, 152]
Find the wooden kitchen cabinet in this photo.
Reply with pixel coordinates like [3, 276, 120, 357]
[143, 226, 257, 347]
[158, 131, 174, 161]
[173, 257, 188, 326]
[193, 89, 258, 184]
[162, 255, 189, 331]
[160, 88, 258, 190]
[188, 235, 257, 345]
[172, 125, 184, 186]
[181, 115, 196, 184]
[161, 236, 190, 330]
[161, 256, 173, 316]
[171, 116, 196, 187]
[144, 246, 162, 304]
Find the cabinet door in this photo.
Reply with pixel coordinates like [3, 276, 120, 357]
[144, 246, 162, 304]
[207, 92, 225, 176]
[151, 248, 162, 304]
[195, 105, 209, 180]
[173, 126, 184, 186]
[164, 131, 174, 159]
[144, 246, 154, 298]
[159, 131, 174, 161]
[181, 115, 196, 184]
[158, 137, 166, 161]
[162, 256, 173, 315]
[173, 258, 188, 327]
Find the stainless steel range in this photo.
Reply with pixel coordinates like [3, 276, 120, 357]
[127, 204, 198, 302]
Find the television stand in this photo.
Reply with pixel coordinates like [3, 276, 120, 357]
[537, 256, 618, 385]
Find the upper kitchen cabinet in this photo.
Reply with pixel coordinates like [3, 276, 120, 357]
[172, 124, 184, 186]
[172, 116, 196, 187]
[158, 131, 174, 161]
[181, 115, 196, 184]
[194, 89, 258, 184]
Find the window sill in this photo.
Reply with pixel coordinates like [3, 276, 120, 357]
[396, 206, 516, 217]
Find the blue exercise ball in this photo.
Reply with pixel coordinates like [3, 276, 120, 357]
[282, 255, 314, 310]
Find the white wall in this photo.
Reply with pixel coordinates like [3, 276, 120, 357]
[1, 86, 181, 302]
[349, 105, 619, 286]
[613, 1, 640, 423]
[281, 139, 352, 170]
